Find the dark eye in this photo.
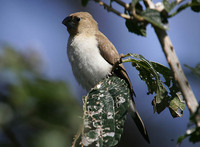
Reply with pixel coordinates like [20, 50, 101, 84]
[76, 17, 81, 22]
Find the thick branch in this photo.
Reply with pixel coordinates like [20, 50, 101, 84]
[144, 0, 199, 126]
[154, 28, 199, 113]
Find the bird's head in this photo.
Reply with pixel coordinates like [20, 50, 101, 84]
[62, 12, 98, 35]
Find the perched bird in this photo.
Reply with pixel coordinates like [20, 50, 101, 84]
[62, 12, 150, 143]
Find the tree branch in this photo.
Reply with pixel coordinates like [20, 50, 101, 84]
[94, 0, 131, 19]
[113, 0, 130, 10]
[144, 0, 199, 126]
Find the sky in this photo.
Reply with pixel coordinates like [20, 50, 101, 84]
[0, 0, 200, 147]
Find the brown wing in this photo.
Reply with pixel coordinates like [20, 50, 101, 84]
[95, 31, 150, 143]
[95, 31, 135, 96]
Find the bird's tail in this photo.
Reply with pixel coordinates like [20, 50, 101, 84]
[128, 99, 150, 144]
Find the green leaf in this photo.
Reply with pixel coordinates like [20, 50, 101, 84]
[125, 19, 147, 36]
[189, 127, 200, 143]
[185, 63, 200, 79]
[141, 8, 168, 30]
[169, 1, 200, 17]
[79, 76, 129, 147]
[178, 127, 200, 144]
[163, 0, 178, 13]
[191, 0, 200, 12]
[81, 0, 89, 6]
[178, 104, 200, 144]
[169, 93, 185, 117]
[126, 0, 147, 36]
[177, 134, 188, 144]
[122, 54, 184, 117]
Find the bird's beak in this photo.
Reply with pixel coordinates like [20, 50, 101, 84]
[62, 16, 72, 27]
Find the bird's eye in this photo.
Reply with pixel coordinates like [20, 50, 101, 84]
[76, 17, 81, 22]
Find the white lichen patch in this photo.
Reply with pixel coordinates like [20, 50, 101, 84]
[102, 132, 115, 137]
[96, 83, 101, 89]
[117, 96, 126, 104]
[82, 135, 97, 146]
[107, 112, 114, 119]
[84, 119, 91, 129]
[99, 94, 104, 97]
[104, 127, 111, 131]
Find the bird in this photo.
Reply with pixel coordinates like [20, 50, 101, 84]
[62, 12, 150, 143]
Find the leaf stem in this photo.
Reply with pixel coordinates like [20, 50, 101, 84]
[168, 2, 191, 18]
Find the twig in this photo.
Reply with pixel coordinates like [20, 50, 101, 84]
[94, 0, 131, 19]
[169, 1, 193, 18]
[72, 126, 83, 147]
[144, 0, 199, 126]
[113, 0, 130, 10]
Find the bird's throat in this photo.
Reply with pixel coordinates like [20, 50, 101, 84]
[67, 35, 112, 91]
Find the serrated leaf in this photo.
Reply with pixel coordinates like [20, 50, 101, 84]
[141, 8, 168, 30]
[163, 0, 178, 13]
[81, 0, 89, 6]
[122, 53, 184, 117]
[79, 76, 129, 147]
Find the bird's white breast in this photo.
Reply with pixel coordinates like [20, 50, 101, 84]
[67, 34, 112, 91]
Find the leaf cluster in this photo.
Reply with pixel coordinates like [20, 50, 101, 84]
[122, 54, 185, 117]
